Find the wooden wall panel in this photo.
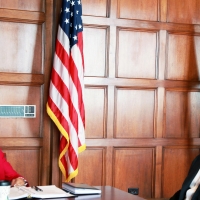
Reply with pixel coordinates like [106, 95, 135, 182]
[113, 148, 154, 198]
[75, 148, 105, 185]
[0, 0, 44, 11]
[2, 0, 200, 199]
[0, 22, 43, 73]
[167, 0, 200, 24]
[80, 0, 200, 198]
[117, 29, 157, 79]
[0, 0, 53, 187]
[165, 90, 200, 138]
[118, 0, 158, 21]
[0, 86, 41, 137]
[3, 148, 41, 186]
[115, 89, 155, 138]
[84, 87, 107, 138]
[82, 0, 108, 17]
[167, 33, 200, 81]
[163, 148, 200, 198]
[84, 26, 108, 77]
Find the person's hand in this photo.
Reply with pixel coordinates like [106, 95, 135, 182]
[11, 177, 26, 187]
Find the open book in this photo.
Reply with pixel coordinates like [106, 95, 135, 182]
[8, 185, 75, 199]
[62, 182, 101, 195]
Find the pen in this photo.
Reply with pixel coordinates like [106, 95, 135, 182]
[35, 186, 43, 192]
[32, 186, 43, 192]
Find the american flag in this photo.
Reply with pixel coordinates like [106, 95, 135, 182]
[47, 0, 86, 182]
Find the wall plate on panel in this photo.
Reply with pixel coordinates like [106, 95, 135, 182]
[0, 105, 36, 118]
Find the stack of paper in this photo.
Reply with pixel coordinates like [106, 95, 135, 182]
[8, 185, 75, 199]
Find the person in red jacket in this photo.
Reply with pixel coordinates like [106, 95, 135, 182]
[0, 149, 28, 186]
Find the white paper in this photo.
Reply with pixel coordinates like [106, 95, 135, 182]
[8, 185, 75, 199]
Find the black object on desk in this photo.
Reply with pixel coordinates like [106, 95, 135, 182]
[32, 186, 43, 192]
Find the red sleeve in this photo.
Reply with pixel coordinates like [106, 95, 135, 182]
[0, 150, 21, 181]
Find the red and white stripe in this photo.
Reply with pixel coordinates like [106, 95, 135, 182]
[47, 23, 85, 181]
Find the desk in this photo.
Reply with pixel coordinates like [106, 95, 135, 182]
[33, 186, 146, 200]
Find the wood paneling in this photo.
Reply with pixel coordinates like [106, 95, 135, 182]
[118, 0, 158, 21]
[0, 86, 41, 137]
[0, 9, 45, 23]
[163, 148, 200, 197]
[167, 33, 200, 81]
[73, 0, 200, 199]
[0, 73, 44, 85]
[113, 148, 154, 197]
[1, 0, 200, 199]
[167, 0, 200, 24]
[0, 0, 44, 11]
[84, 87, 107, 138]
[82, 0, 108, 17]
[0, 22, 43, 73]
[0, 0, 53, 187]
[117, 29, 157, 79]
[75, 148, 105, 185]
[165, 90, 200, 138]
[84, 26, 108, 77]
[4, 149, 41, 186]
[115, 89, 155, 138]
